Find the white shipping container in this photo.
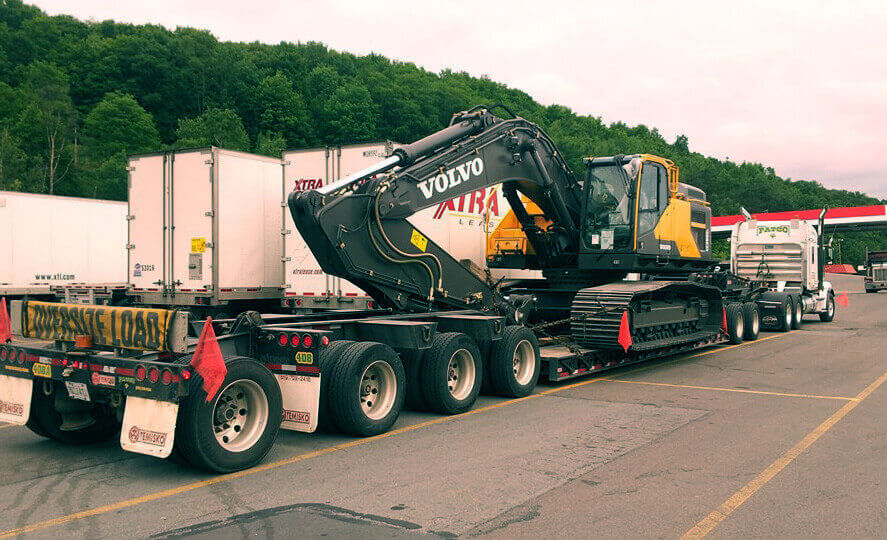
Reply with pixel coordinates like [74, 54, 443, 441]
[0, 191, 127, 298]
[127, 148, 283, 309]
[282, 143, 537, 310]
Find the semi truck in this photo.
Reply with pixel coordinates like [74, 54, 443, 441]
[0, 191, 128, 304]
[2, 106, 794, 472]
[864, 250, 887, 292]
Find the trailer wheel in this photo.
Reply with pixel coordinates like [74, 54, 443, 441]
[328, 342, 405, 436]
[819, 293, 835, 322]
[726, 303, 744, 344]
[776, 296, 793, 332]
[791, 296, 804, 329]
[741, 302, 760, 341]
[401, 349, 429, 412]
[176, 357, 282, 473]
[26, 380, 120, 444]
[316, 340, 355, 432]
[489, 326, 540, 398]
[420, 333, 482, 415]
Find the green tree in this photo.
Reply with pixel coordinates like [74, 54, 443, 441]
[175, 107, 249, 151]
[321, 83, 378, 143]
[255, 131, 286, 158]
[0, 128, 27, 190]
[14, 60, 76, 194]
[257, 72, 313, 147]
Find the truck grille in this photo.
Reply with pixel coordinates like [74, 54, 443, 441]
[734, 243, 804, 282]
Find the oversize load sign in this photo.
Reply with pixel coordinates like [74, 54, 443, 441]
[24, 302, 175, 352]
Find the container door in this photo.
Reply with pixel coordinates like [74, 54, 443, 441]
[128, 155, 167, 292]
[170, 151, 214, 293]
[0, 195, 11, 287]
[283, 149, 331, 298]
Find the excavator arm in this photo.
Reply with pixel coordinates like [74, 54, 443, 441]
[288, 106, 583, 315]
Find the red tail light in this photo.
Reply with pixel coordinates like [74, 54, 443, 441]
[149, 367, 160, 383]
[16, 350, 25, 363]
[302, 334, 313, 348]
[161, 369, 173, 385]
[321, 336, 330, 347]
[135, 365, 146, 381]
[290, 334, 301, 347]
[0, 348, 7, 360]
[278, 333, 289, 346]
[181, 370, 191, 380]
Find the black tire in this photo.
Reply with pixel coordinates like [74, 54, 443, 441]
[819, 293, 836, 322]
[27, 380, 121, 445]
[401, 349, 429, 412]
[328, 342, 405, 436]
[489, 326, 540, 398]
[176, 357, 282, 473]
[776, 296, 793, 332]
[791, 296, 804, 329]
[726, 303, 744, 344]
[420, 333, 482, 415]
[741, 302, 760, 341]
[317, 340, 355, 432]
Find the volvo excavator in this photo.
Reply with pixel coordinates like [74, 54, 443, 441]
[289, 105, 724, 355]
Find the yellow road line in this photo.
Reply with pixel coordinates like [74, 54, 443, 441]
[0, 333, 792, 538]
[603, 379, 855, 401]
[0, 424, 15, 430]
[681, 367, 887, 539]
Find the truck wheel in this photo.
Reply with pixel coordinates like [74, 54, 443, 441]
[741, 303, 760, 341]
[791, 296, 804, 329]
[401, 349, 429, 412]
[176, 357, 282, 473]
[421, 333, 482, 415]
[819, 293, 836, 322]
[317, 340, 355, 432]
[776, 296, 793, 332]
[27, 380, 120, 444]
[489, 326, 540, 398]
[726, 303, 744, 344]
[328, 342, 405, 436]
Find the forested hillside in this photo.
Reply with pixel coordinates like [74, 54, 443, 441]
[0, 1, 884, 263]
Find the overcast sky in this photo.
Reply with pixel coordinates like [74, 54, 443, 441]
[34, 0, 887, 200]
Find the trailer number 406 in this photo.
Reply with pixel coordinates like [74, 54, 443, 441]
[295, 352, 314, 365]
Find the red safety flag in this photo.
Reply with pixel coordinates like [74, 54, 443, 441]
[0, 298, 11, 343]
[721, 306, 728, 331]
[836, 293, 849, 307]
[617, 310, 632, 352]
[190, 318, 227, 401]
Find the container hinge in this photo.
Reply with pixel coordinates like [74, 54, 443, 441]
[282, 229, 291, 235]
[280, 201, 288, 208]
[205, 211, 214, 217]
[126, 214, 135, 221]
[204, 159, 214, 165]
[205, 242, 215, 248]
[282, 257, 292, 262]
[126, 166, 136, 172]
[126, 244, 135, 250]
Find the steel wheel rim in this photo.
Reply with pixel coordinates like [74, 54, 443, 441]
[512, 340, 535, 386]
[795, 301, 803, 323]
[828, 298, 834, 317]
[735, 314, 744, 338]
[213, 379, 268, 452]
[751, 309, 760, 335]
[360, 360, 397, 420]
[785, 304, 792, 327]
[447, 349, 476, 400]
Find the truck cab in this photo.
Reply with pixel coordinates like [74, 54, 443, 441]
[864, 250, 887, 293]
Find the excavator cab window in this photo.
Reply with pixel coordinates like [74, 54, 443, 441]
[637, 162, 667, 238]
[582, 157, 640, 250]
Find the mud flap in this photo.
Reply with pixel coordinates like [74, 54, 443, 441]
[276, 373, 319, 433]
[120, 396, 178, 458]
[0, 375, 32, 425]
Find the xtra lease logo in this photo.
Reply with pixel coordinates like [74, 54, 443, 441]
[91, 372, 116, 387]
[433, 188, 501, 219]
[282, 409, 310, 424]
[128, 426, 167, 446]
[293, 178, 323, 190]
[33, 273, 75, 281]
[418, 158, 484, 199]
[0, 400, 25, 417]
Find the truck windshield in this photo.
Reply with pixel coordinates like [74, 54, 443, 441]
[583, 158, 639, 248]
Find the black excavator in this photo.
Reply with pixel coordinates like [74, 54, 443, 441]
[289, 105, 724, 353]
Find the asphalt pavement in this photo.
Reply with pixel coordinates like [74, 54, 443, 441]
[0, 274, 884, 538]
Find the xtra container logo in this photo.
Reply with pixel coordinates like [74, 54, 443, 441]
[128, 426, 167, 446]
[433, 188, 501, 219]
[293, 178, 323, 190]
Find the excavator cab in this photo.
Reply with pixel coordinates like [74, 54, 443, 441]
[580, 154, 712, 272]
[488, 154, 713, 275]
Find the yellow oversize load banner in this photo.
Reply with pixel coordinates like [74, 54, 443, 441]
[24, 302, 176, 352]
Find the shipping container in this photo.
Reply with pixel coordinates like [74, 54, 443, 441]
[281, 143, 535, 310]
[0, 191, 127, 303]
[126, 148, 283, 315]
